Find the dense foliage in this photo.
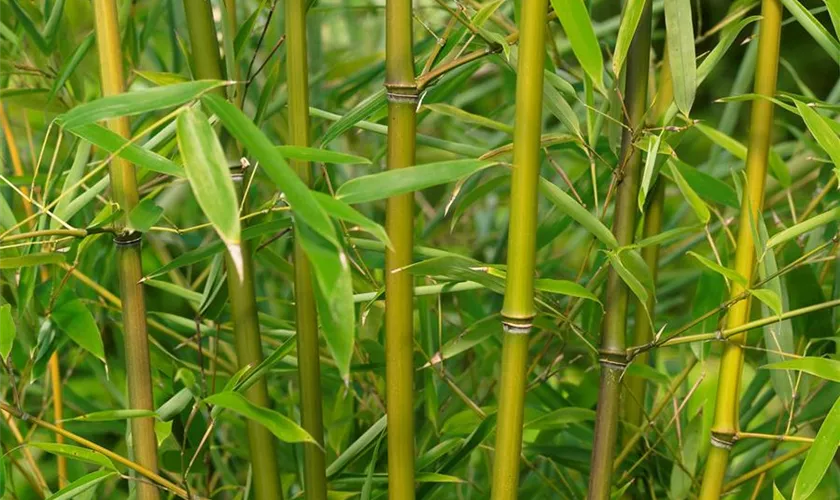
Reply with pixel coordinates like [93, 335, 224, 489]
[1, 0, 839, 499]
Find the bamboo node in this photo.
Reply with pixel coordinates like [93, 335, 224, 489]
[710, 432, 734, 450]
[502, 322, 532, 335]
[114, 232, 142, 246]
[598, 350, 628, 370]
[385, 82, 419, 103]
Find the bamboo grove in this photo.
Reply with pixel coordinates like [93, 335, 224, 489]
[1, 0, 840, 498]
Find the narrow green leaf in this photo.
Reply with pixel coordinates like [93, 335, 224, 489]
[127, 198, 164, 233]
[525, 407, 596, 430]
[423, 103, 513, 133]
[67, 409, 157, 422]
[0, 304, 15, 358]
[202, 94, 337, 245]
[52, 142, 92, 228]
[544, 80, 581, 138]
[205, 391, 316, 443]
[68, 124, 183, 178]
[767, 207, 840, 249]
[780, 0, 840, 61]
[29, 442, 115, 470]
[607, 252, 648, 306]
[672, 159, 739, 208]
[551, 0, 604, 89]
[0, 252, 65, 269]
[695, 124, 790, 186]
[51, 299, 105, 362]
[750, 288, 782, 317]
[664, 0, 696, 114]
[320, 89, 387, 146]
[763, 357, 840, 382]
[826, 0, 840, 39]
[327, 416, 387, 478]
[795, 100, 840, 167]
[59, 80, 225, 129]
[539, 177, 619, 248]
[638, 133, 662, 212]
[313, 192, 391, 248]
[275, 146, 371, 164]
[157, 388, 193, 421]
[667, 160, 710, 223]
[176, 108, 240, 247]
[48, 32, 95, 104]
[613, 0, 647, 76]
[793, 396, 840, 500]
[688, 251, 747, 286]
[45, 469, 116, 500]
[774, 483, 786, 500]
[535, 278, 601, 303]
[336, 159, 496, 204]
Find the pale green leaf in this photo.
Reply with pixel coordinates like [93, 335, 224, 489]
[551, 0, 604, 90]
[29, 442, 115, 470]
[793, 396, 840, 500]
[763, 357, 840, 382]
[51, 299, 105, 362]
[0, 304, 15, 358]
[205, 391, 317, 444]
[664, 0, 696, 114]
[688, 251, 747, 286]
[45, 469, 116, 500]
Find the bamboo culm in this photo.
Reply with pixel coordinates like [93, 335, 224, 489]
[698, 0, 783, 496]
[286, 0, 328, 497]
[93, 0, 160, 498]
[384, 0, 417, 495]
[587, 2, 653, 498]
[182, 2, 284, 498]
[491, 0, 549, 498]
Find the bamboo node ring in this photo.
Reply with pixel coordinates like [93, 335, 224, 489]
[385, 83, 419, 103]
[114, 232, 142, 246]
[710, 433, 733, 450]
[502, 322, 532, 335]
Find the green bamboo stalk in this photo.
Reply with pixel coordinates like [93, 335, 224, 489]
[623, 47, 674, 435]
[286, 0, 328, 498]
[93, 1, 160, 498]
[587, 2, 653, 498]
[490, 0, 549, 498]
[699, 2, 783, 495]
[182, 3, 283, 499]
[384, 0, 417, 495]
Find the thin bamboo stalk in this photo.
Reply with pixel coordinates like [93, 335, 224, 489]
[182, 3, 284, 499]
[384, 0, 417, 495]
[490, 0, 549, 498]
[92, 1, 160, 498]
[623, 46, 674, 437]
[698, 0, 783, 496]
[587, 2, 653, 498]
[286, 0, 328, 498]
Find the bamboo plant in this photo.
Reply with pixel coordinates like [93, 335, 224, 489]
[587, 1, 653, 498]
[286, 0, 328, 497]
[384, 0, 418, 496]
[699, 0, 784, 496]
[93, 0, 160, 498]
[490, 0, 549, 498]
[182, 2, 284, 499]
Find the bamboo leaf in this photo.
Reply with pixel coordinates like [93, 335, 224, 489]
[66, 409, 158, 422]
[205, 391, 317, 443]
[607, 252, 648, 306]
[613, 0, 647, 76]
[767, 207, 840, 249]
[68, 124, 183, 178]
[48, 32, 95, 104]
[539, 177, 619, 248]
[423, 103, 513, 133]
[0, 252, 66, 269]
[667, 160, 710, 223]
[45, 469, 116, 500]
[156, 388, 194, 421]
[336, 159, 496, 204]
[763, 357, 840, 382]
[0, 304, 15, 359]
[320, 89, 387, 146]
[29, 442, 115, 470]
[551, 0, 604, 90]
[51, 299, 105, 362]
[535, 278, 601, 303]
[327, 416, 387, 478]
[127, 197, 164, 233]
[750, 288, 782, 317]
[313, 192, 391, 248]
[695, 124, 791, 187]
[795, 100, 840, 167]
[544, 79, 582, 138]
[780, 0, 840, 61]
[826, 0, 840, 39]
[638, 133, 662, 212]
[687, 251, 747, 286]
[793, 396, 840, 500]
[774, 483, 786, 500]
[664, 0, 696, 114]
[672, 159, 739, 208]
[52, 142, 92, 227]
[176, 108, 240, 244]
[202, 94, 337, 245]
[275, 146, 371, 164]
[58, 80, 225, 129]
